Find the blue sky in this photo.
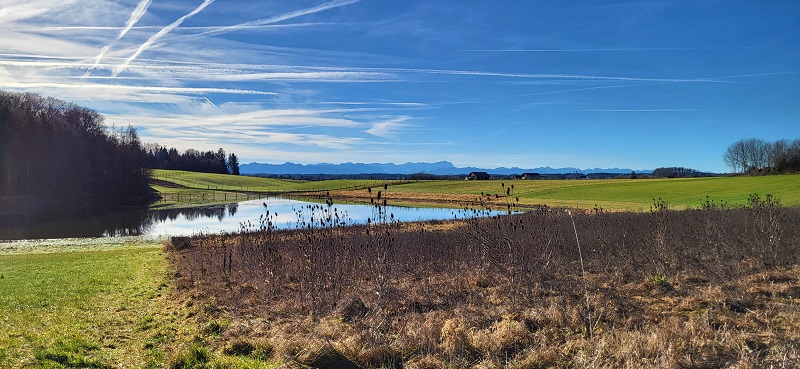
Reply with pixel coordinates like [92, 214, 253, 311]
[2, 0, 798, 172]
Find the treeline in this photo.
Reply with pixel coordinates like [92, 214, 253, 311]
[143, 144, 239, 175]
[0, 91, 153, 216]
[651, 167, 711, 178]
[723, 138, 800, 174]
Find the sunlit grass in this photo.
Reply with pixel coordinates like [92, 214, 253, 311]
[386, 175, 800, 210]
[153, 170, 800, 211]
[153, 169, 304, 192]
[0, 245, 185, 367]
[153, 169, 413, 193]
[0, 242, 290, 367]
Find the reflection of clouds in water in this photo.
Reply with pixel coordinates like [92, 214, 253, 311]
[143, 198, 507, 237]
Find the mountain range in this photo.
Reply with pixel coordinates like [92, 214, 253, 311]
[240, 161, 653, 176]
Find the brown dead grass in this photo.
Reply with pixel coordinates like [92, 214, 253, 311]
[167, 206, 800, 368]
[175, 264, 800, 368]
[323, 189, 521, 210]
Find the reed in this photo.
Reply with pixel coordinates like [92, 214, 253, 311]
[166, 196, 800, 368]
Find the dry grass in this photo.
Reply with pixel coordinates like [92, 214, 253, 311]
[166, 200, 800, 368]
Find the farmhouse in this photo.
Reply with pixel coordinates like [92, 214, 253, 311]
[466, 171, 491, 180]
[520, 172, 541, 180]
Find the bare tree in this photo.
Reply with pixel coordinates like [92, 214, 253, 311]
[725, 138, 800, 174]
[723, 139, 747, 173]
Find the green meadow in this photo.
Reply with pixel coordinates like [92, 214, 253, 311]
[386, 175, 800, 210]
[153, 170, 800, 211]
[0, 242, 282, 368]
[152, 169, 394, 193]
[0, 244, 182, 367]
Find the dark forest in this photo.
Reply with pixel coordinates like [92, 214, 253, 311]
[1, 91, 154, 217]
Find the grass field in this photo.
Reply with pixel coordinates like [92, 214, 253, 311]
[0, 241, 283, 368]
[152, 170, 399, 193]
[150, 170, 410, 209]
[0, 244, 178, 367]
[381, 174, 800, 210]
[153, 170, 800, 211]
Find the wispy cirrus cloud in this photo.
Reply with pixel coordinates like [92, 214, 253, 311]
[579, 108, 700, 112]
[2, 0, 791, 170]
[461, 47, 738, 52]
[109, 106, 395, 152]
[109, 108, 367, 130]
[365, 117, 412, 139]
[41, 22, 334, 32]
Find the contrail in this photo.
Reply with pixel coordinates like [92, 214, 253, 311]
[194, 0, 360, 38]
[461, 47, 736, 52]
[579, 109, 700, 112]
[203, 96, 223, 111]
[83, 0, 152, 78]
[82, 45, 111, 77]
[119, 0, 153, 39]
[113, 0, 214, 77]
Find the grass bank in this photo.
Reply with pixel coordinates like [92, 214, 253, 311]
[0, 243, 195, 367]
[150, 170, 406, 209]
[0, 239, 285, 368]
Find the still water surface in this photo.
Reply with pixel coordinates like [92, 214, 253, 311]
[1, 198, 502, 240]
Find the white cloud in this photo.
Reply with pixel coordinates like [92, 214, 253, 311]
[365, 117, 412, 139]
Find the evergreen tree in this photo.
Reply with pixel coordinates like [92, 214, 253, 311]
[228, 153, 240, 175]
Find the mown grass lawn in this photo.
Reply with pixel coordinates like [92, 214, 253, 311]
[0, 245, 186, 368]
[0, 243, 284, 368]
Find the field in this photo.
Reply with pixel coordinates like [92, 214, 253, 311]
[2, 172, 799, 367]
[168, 198, 800, 368]
[0, 239, 284, 368]
[150, 170, 410, 209]
[151, 170, 800, 211]
[328, 175, 800, 211]
[0, 243, 179, 367]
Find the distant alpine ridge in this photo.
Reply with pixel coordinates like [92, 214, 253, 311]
[240, 161, 652, 176]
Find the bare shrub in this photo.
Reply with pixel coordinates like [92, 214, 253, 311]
[166, 197, 800, 368]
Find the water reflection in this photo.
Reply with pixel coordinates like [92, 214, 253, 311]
[1, 198, 505, 240]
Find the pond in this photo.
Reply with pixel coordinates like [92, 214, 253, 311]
[0, 198, 507, 240]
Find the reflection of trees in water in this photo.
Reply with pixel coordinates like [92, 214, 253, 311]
[0, 208, 151, 240]
[0, 203, 239, 240]
[147, 204, 237, 223]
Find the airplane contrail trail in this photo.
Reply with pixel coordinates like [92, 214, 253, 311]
[83, 0, 153, 78]
[82, 45, 111, 78]
[113, 0, 214, 77]
[194, 0, 361, 38]
[204, 96, 223, 111]
[119, 0, 153, 39]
